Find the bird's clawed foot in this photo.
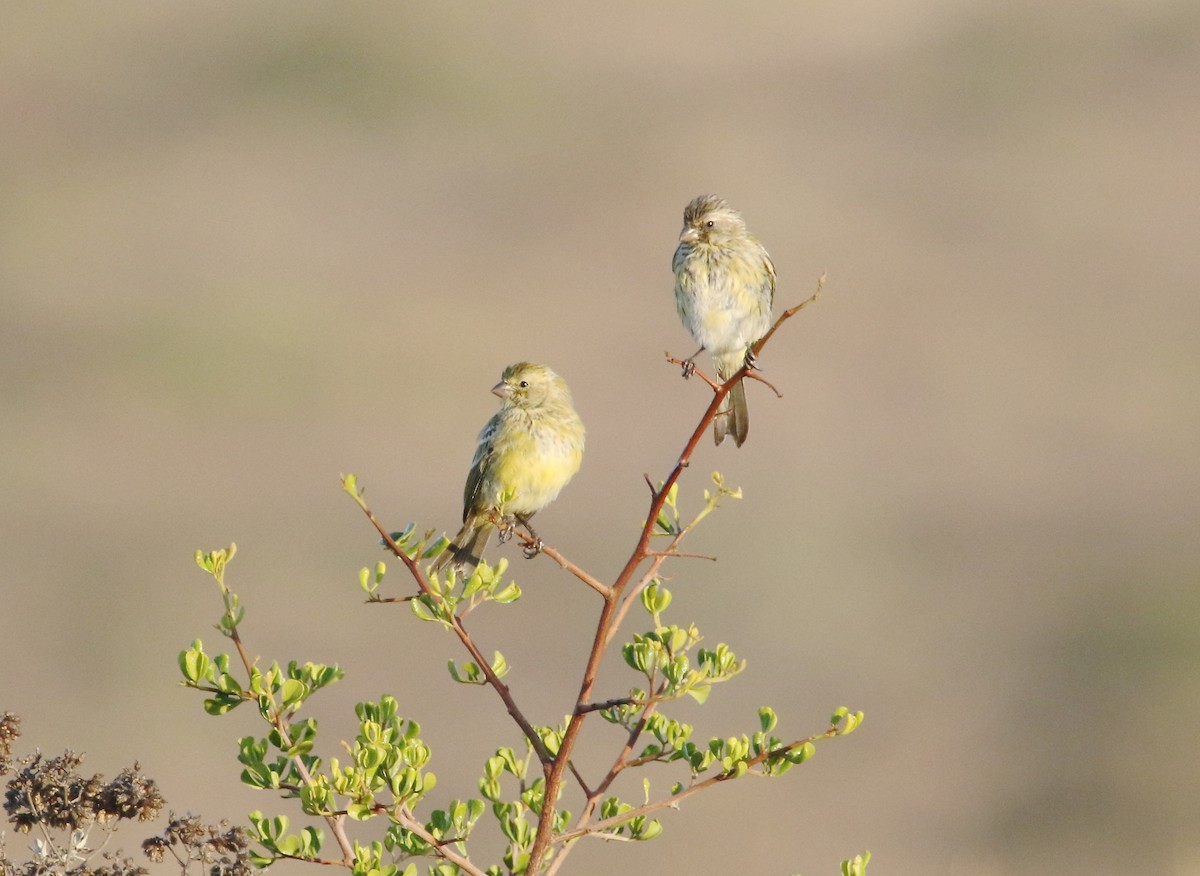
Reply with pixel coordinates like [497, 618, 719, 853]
[743, 349, 761, 372]
[680, 358, 696, 379]
[516, 514, 543, 559]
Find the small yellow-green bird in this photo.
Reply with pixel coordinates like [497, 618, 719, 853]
[673, 195, 776, 447]
[431, 362, 585, 574]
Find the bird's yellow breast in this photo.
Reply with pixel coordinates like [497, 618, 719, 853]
[485, 410, 584, 516]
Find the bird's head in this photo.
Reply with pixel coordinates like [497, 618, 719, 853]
[678, 194, 748, 246]
[492, 362, 567, 409]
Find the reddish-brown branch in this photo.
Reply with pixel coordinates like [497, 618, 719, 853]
[744, 369, 784, 398]
[575, 695, 642, 714]
[552, 731, 836, 848]
[510, 534, 611, 598]
[358, 500, 555, 767]
[644, 550, 717, 561]
[526, 285, 823, 872]
[272, 854, 354, 867]
[753, 272, 825, 355]
[392, 808, 489, 876]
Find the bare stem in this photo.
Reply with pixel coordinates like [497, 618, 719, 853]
[753, 273, 825, 355]
[511, 536, 611, 598]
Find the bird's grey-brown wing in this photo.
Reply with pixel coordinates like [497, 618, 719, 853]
[760, 243, 777, 309]
[461, 412, 500, 522]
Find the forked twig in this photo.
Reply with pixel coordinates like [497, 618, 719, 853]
[526, 279, 826, 873]
[348, 482, 557, 769]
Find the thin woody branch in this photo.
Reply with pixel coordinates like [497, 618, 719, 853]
[510, 533, 611, 598]
[543, 698, 662, 876]
[575, 695, 642, 714]
[525, 284, 823, 873]
[392, 808, 489, 876]
[644, 550, 717, 560]
[553, 730, 838, 848]
[348, 483, 556, 768]
[744, 369, 784, 398]
[753, 273, 825, 355]
[272, 854, 356, 868]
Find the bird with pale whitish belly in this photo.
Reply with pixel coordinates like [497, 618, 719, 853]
[672, 195, 776, 447]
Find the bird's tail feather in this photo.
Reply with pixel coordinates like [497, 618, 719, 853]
[713, 354, 750, 447]
[714, 378, 749, 447]
[430, 520, 492, 574]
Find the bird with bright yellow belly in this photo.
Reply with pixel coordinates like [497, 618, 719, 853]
[431, 362, 584, 574]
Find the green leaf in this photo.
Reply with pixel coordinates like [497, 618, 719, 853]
[427, 532, 453, 559]
[214, 671, 242, 695]
[491, 651, 509, 678]
[764, 757, 795, 777]
[499, 813, 529, 844]
[841, 710, 865, 735]
[195, 544, 237, 580]
[346, 800, 374, 821]
[179, 641, 211, 683]
[640, 581, 672, 616]
[842, 851, 872, 876]
[483, 755, 505, 780]
[284, 718, 318, 757]
[623, 641, 653, 673]
[247, 850, 274, 868]
[203, 694, 241, 715]
[280, 678, 309, 710]
[654, 509, 673, 533]
[275, 834, 302, 857]
[410, 596, 437, 623]
[636, 818, 663, 841]
[787, 742, 816, 764]
[448, 660, 483, 685]
[461, 566, 486, 600]
[301, 827, 323, 856]
[492, 581, 522, 604]
[269, 815, 290, 841]
[758, 707, 777, 733]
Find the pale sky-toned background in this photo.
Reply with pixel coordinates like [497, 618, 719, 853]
[3, 3, 1198, 875]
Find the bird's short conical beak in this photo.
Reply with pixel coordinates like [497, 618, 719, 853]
[678, 226, 699, 244]
[492, 381, 512, 399]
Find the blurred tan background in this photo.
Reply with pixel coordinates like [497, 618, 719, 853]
[3, 2, 1198, 874]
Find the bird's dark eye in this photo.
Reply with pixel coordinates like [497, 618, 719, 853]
[519, 380, 529, 388]
[706, 220, 714, 228]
